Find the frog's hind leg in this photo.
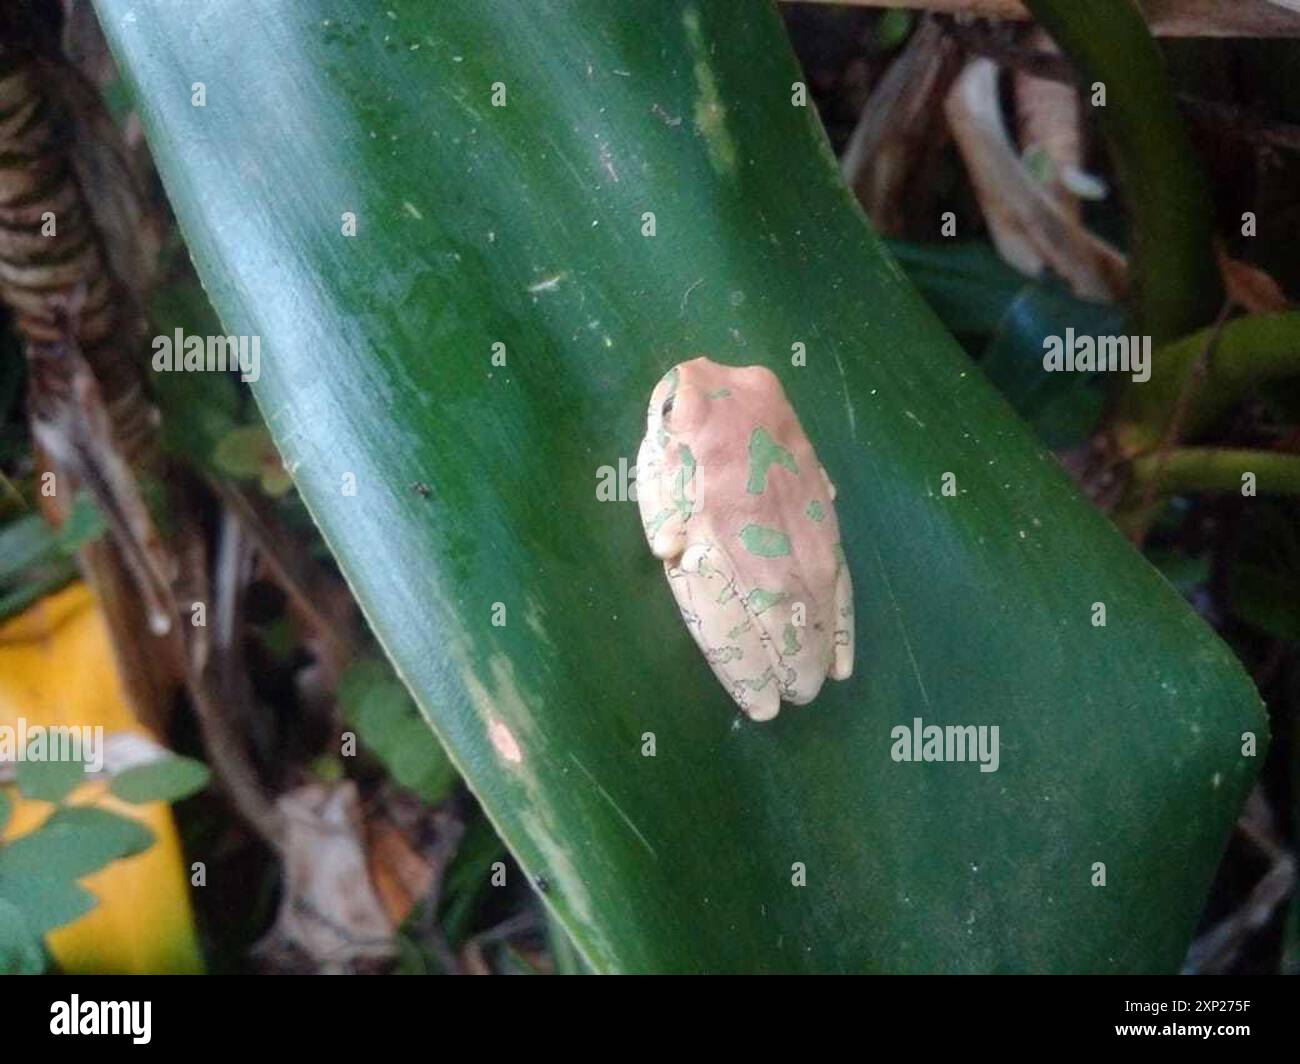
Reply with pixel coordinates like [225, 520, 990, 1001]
[665, 542, 782, 722]
[829, 563, 854, 681]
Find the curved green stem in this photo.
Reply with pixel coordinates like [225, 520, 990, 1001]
[1025, 0, 1222, 345]
[1131, 448, 1300, 497]
[1113, 311, 1300, 455]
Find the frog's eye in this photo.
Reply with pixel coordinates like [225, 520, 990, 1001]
[661, 396, 675, 419]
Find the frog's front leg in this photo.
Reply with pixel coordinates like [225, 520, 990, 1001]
[637, 435, 689, 559]
[819, 465, 837, 502]
[830, 563, 854, 681]
[665, 542, 782, 722]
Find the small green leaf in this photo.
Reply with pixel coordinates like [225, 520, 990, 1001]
[309, 754, 344, 783]
[0, 807, 154, 881]
[0, 494, 104, 584]
[15, 757, 85, 804]
[0, 493, 105, 624]
[392, 933, 428, 974]
[0, 564, 79, 625]
[0, 515, 59, 585]
[339, 658, 457, 804]
[213, 425, 270, 478]
[387, 715, 457, 803]
[110, 756, 211, 805]
[0, 872, 97, 936]
[259, 463, 295, 497]
[214, 426, 292, 495]
[336, 657, 389, 705]
[347, 677, 409, 742]
[56, 494, 109, 552]
[0, 897, 45, 974]
[875, 8, 914, 51]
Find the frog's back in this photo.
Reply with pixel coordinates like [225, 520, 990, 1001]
[693, 370, 841, 604]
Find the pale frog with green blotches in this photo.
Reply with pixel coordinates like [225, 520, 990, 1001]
[636, 357, 854, 721]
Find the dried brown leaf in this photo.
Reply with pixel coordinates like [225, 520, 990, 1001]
[945, 58, 1127, 301]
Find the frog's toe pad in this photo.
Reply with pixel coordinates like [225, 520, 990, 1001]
[830, 633, 854, 681]
[741, 684, 781, 721]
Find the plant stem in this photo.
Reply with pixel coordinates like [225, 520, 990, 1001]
[1024, 0, 1222, 345]
[1131, 448, 1300, 497]
[1113, 311, 1300, 456]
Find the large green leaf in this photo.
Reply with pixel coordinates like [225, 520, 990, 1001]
[96, 0, 1266, 972]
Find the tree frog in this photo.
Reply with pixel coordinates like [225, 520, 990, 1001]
[636, 357, 854, 721]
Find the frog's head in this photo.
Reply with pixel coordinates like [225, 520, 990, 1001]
[645, 356, 780, 449]
[638, 357, 796, 560]
[644, 364, 686, 448]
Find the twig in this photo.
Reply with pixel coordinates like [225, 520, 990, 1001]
[185, 511, 286, 850]
[841, 16, 963, 231]
[783, 0, 1300, 38]
[406, 807, 467, 975]
[1184, 788, 1296, 973]
[208, 477, 353, 672]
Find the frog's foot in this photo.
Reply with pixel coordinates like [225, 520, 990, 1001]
[749, 587, 830, 707]
[829, 565, 854, 681]
[667, 542, 782, 722]
[780, 663, 824, 706]
[737, 674, 781, 722]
